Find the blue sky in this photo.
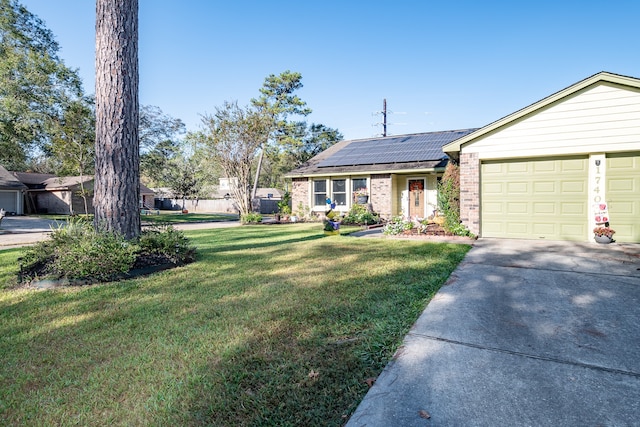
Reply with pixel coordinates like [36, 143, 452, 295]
[21, 0, 640, 141]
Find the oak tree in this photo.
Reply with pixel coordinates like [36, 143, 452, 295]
[0, 0, 83, 169]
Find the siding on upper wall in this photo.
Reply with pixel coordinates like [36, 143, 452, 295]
[464, 83, 640, 159]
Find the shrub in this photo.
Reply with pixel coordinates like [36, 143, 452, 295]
[382, 216, 414, 235]
[20, 220, 137, 282]
[54, 232, 137, 281]
[295, 202, 312, 222]
[437, 162, 474, 237]
[342, 204, 380, 225]
[241, 212, 263, 224]
[277, 192, 292, 215]
[19, 220, 196, 284]
[138, 224, 196, 264]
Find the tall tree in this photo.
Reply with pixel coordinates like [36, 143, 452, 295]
[250, 70, 311, 197]
[139, 105, 185, 152]
[0, 0, 83, 169]
[198, 101, 271, 216]
[261, 122, 343, 188]
[139, 105, 185, 186]
[94, 0, 140, 238]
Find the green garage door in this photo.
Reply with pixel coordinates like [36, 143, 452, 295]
[607, 152, 640, 243]
[481, 157, 588, 241]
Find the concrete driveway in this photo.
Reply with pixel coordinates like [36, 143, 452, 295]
[0, 216, 63, 248]
[347, 239, 640, 426]
[0, 216, 241, 249]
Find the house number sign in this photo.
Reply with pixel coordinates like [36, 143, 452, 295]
[590, 155, 609, 225]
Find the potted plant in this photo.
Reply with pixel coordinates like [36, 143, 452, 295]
[279, 205, 292, 222]
[593, 226, 615, 244]
[354, 188, 369, 204]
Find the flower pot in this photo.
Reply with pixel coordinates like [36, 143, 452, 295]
[356, 196, 369, 204]
[594, 235, 613, 244]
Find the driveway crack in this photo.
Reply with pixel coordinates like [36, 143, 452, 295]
[408, 332, 640, 378]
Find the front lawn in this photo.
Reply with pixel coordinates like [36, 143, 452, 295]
[0, 223, 469, 426]
[31, 212, 239, 224]
[141, 211, 239, 224]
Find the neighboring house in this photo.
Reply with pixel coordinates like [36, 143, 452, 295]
[139, 184, 156, 209]
[255, 188, 285, 214]
[0, 164, 27, 215]
[444, 71, 640, 243]
[285, 130, 477, 220]
[12, 171, 154, 215]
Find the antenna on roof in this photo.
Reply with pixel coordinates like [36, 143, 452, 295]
[372, 99, 406, 137]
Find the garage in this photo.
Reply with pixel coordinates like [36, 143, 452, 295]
[0, 191, 19, 214]
[0, 164, 27, 215]
[481, 157, 588, 241]
[444, 72, 640, 243]
[607, 152, 640, 243]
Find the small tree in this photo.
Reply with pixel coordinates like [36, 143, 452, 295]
[164, 154, 202, 210]
[198, 102, 271, 217]
[50, 97, 95, 215]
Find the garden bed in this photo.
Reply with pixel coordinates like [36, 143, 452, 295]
[386, 223, 477, 241]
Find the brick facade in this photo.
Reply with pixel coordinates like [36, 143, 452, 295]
[460, 152, 480, 235]
[370, 174, 392, 219]
[291, 177, 309, 218]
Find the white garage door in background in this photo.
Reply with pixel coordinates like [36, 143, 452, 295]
[0, 191, 18, 213]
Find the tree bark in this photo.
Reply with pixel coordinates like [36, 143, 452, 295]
[94, 0, 140, 239]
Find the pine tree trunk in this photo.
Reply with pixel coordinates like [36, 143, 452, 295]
[94, 0, 140, 239]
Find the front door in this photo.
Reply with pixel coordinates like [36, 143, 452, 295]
[408, 179, 425, 218]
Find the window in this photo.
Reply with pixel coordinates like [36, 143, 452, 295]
[332, 179, 346, 206]
[313, 180, 327, 206]
[352, 178, 367, 199]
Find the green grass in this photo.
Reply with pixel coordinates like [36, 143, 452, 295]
[140, 212, 238, 224]
[31, 212, 239, 224]
[0, 223, 470, 426]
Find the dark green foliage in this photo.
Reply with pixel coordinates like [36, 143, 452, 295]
[342, 204, 380, 226]
[19, 220, 136, 282]
[18, 219, 196, 283]
[0, 0, 84, 168]
[437, 163, 474, 237]
[137, 224, 197, 265]
[241, 212, 263, 224]
[277, 191, 292, 214]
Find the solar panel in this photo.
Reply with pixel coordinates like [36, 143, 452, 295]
[317, 129, 477, 168]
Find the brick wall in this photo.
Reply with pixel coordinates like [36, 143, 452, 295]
[291, 177, 309, 218]
[370, 174, 392, 219]
[460, 152, 480, 235]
